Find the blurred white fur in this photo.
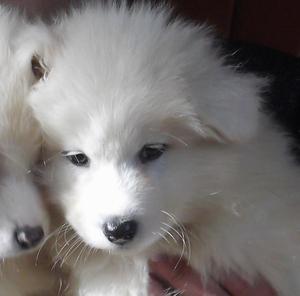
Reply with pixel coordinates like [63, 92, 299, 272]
[29, 3, 300, 295]
[0, 4, 51, 260]
[0, 5, 61, 296]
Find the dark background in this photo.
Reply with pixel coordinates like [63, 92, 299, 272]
[2, 0, 299, 56]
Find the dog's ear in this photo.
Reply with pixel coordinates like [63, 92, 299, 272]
[13, 21, 52, 85]
[31, 54, 49, 81]
[187, 68, 266, 143]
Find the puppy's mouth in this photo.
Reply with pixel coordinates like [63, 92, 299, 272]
[75, 211, 191, 255]
[105, 224, 191, 258]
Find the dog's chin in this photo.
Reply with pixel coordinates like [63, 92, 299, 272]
[103, 244, 145, 256]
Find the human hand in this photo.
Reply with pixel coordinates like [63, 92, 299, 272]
[149, 256, 277, 296]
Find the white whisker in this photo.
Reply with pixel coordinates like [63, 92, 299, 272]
[160, 226, 178, 245]
[35, 224, 66, 266]
[161, 210, 192, 269]
[60, 237, 82, 267]
[153, 231, 171, 245]
[56, 232, 78, 258]
[73, 242, 87, 267]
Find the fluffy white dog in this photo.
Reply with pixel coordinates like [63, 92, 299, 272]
[29, 3, 300, 295]
[0, 6, 64, 296]
[0, 5, 50, 259]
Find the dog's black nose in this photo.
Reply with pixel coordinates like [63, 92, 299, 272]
[103, 218, 138, 245]
[14, 226, 44, 250]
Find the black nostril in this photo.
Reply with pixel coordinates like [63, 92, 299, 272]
[14, 226, 44, 250]
[103, 218, 138, 245]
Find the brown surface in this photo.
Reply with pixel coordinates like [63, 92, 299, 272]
[0, 0, 71, 19]
[169, 0, 299, 55]
[1, 0, 299, 55]
[231, 0, 300, 55]
[169, 0, 235, 37]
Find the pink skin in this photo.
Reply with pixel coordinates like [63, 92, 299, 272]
[149, 256, 277, 296]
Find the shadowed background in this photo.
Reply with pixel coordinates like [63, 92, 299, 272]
[1, 0, 299, 55]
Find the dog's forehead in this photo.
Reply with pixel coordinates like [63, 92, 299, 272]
[52, 7, 190, 109]
[50, 59, 188, 152]
[46, 8, 198, 153]
[46, 67, 192, 157]
[68, 105, 168, 158]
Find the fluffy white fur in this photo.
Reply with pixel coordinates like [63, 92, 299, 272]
[0, 6, 63, 296]
[0, 6, 51, 258]
[29, 3, 300, 295]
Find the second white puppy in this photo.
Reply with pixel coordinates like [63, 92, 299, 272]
[0, 6, 63, 296]
[0, 5, 50, 259]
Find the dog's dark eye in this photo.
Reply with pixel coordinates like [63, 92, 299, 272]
[138, 144, 168, 164]
[62, 151, 90, 167]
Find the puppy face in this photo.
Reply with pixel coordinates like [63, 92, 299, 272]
[0, 157, 49, 257]
[30, 5, 263, 253]
[30, 96, 214, 253]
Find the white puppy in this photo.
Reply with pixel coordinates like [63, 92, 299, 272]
[0, 6, 51, 258]
[0, 6, 58, 296]
[29, 3, 300, 296]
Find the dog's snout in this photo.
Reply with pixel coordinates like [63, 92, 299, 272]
[103, 218, 138, 245]
[14, 226, 44, 250]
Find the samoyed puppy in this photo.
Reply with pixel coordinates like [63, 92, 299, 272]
[29, 2, 300, 295]
[0, 5, 51, 259]
[0, 6, 62, 296]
